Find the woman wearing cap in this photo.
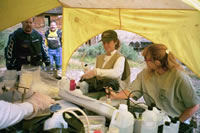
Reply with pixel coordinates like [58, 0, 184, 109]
[106, 44, 199, 122]
[80, 30, 130, 94]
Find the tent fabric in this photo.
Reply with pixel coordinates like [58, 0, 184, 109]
[0, 0, 199, 77]
[62, 8, 200, 77]
[0, 0, 61, 31]
[59, 0, 193, 9]
[183, 0, 200, 11]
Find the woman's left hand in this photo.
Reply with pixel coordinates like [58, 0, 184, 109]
[82, 69, 97, 79]
[105, 87, 117, 99]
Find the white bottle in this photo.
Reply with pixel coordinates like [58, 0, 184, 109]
[162, 121, 171, 133]
[170, 117, 180, 133]
[109, 104, 134, 133]
[134, 113, 143, 133]
[83, 63, 90, 73]
[58, 77, 70, 91]
[107, 127, 119, 133]
[141, 106, 158, 133]
[153, 107, 167, 126]
[77, 81, 89, 94]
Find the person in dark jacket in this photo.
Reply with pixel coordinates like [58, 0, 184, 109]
[5, 18, 50, 71]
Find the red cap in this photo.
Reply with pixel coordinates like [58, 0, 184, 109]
[93, 130, 102, 133]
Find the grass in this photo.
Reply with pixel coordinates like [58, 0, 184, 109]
[68, 54, 144, 71]
[0, 56, 5, 67]
[83, 56, 96, 65]
[67, 63, 82, 70]
[69, 54, 96, 70]
[128, 60, 145, 68]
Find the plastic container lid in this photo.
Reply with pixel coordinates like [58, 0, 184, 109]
[151, 103, 156, 107]
[174, 117, 179, 121]
[76, 86, 80, 89]
[165, 121, 170, 126]
[147, 106, 153, 110]
[171, 117, 179, 123]
[119, 104, 128, 111]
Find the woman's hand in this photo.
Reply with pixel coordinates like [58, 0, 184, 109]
[25, 92, 55, 119]
[82, 69, 97, 79]
[179, 104, 200, 122]
[105, 87, 131, 100]
[105, 87, 117, 99]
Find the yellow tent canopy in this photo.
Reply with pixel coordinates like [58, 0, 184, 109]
[59, 0, 193, 9]
[1, 0, 200, 77]
[0, 0, 61, 31]
[62, 8, 200, 78]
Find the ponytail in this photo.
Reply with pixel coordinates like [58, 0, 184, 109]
[142, 44, 183, 71]
[167, 52, 184, 71]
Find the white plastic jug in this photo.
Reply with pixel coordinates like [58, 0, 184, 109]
[170, 117, 180, 133]
[109, 104, 134, 133]
[77, 81, 89, 94]
[162, 121, 171, 133]
[140, 106, 158, 133]
[153, 107, 168, 126]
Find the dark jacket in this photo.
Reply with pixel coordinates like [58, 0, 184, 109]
[5, 28, 50, 70]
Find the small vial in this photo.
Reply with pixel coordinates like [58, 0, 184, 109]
[70, 79, 76, 91]
[107, 98, 112, 105]
[106, 93, 112, 105]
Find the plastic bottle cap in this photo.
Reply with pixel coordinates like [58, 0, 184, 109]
[147, 106, 153, 110]
[76, 86, 80, 89]
[138, 113, 142, 118]
[151, 103, 156, 107]
[119, 104, 128, 111]
[165, 121, 170, 126]
[174, 117, 179, 121]
[132, 96, 138, 100]
[171, 118, 177, 123]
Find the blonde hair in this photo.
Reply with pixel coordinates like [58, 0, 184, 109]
[142, 44, 183, 72]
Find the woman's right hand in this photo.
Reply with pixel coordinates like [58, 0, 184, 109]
[82, 69, 97, 79]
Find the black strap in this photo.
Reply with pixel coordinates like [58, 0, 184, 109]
[62, 111, 85, 133]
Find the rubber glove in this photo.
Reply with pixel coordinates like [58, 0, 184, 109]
[25, 92, 56, 119]
[82, 69, 97, 79]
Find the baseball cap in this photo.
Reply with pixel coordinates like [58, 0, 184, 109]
[99, 30, 118, 42]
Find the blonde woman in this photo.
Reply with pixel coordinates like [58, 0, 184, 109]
[107, 44, 199, 122]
